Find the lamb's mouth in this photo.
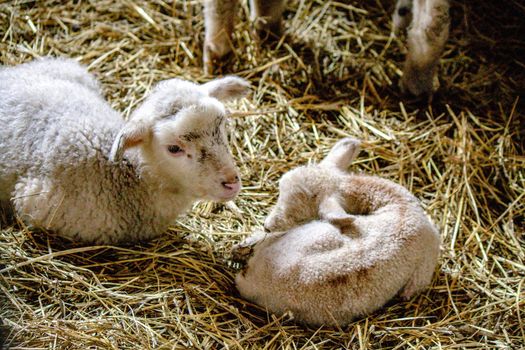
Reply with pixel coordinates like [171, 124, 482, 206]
[217, 181, 241, 200]
[212, 187, 241, 202]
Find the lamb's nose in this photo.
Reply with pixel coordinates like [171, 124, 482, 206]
[223, 175, 239, 184]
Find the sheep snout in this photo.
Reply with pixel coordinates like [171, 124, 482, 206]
[221, 176, 240, 191]
[216, 171, 241, 200]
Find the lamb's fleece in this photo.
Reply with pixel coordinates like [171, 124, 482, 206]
[0, 58, 248, 244]
[233, 138, 441, 327]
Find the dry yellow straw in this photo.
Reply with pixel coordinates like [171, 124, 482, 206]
[0, 0, 523, 348]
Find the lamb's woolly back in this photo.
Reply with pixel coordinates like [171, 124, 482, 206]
[0, 58, 250, 244]
[0, 59, 121, 199]
[235, 138, 440, 326]
[0, 57, 101, 93]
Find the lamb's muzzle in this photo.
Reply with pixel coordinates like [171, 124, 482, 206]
[220, 174, 241, 199]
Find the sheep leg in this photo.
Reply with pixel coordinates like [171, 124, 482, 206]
[203, 0, 238, 75]
[250, 0, 285, 40]
[393, 0, 413, 32]
[401, 0, 449, 96]
[232, 231, 267, 264]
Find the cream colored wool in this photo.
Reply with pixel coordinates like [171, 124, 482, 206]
[234, 138, 441, 326]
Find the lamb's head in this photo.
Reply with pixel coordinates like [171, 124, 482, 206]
[264, 137, 361, 232]
[110, 76, 250, 202]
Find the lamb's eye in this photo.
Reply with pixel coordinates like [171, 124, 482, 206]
[167, 145, 183, 154]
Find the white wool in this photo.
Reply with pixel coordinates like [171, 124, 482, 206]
[0, 58, 250, 244]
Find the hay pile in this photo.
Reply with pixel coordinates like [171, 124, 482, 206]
[1, 0, 523, 348]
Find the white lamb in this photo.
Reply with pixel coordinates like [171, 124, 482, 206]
[203, 0, 449, 96]
[0, 58, 250, 244]
[233, 138, 441, 326]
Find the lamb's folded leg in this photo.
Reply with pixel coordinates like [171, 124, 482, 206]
[231, 230, 287, 266]
[401, 0, 449, 96]
[12, 176, 56, 231]
[203, 0, 238, 75]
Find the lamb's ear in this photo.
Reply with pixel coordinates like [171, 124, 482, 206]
[319, 194, 356, 229]
[203, 76, 250, 101]
[109, 121, 151, 162]
[319, 137, 361, 171]
[323, 212, 356, 229]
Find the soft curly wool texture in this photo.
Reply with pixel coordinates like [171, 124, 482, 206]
[234, 138, 441, 326]
[0, 58, 249, 244]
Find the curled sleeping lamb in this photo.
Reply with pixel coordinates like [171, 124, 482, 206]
[233, 138, 440, 326]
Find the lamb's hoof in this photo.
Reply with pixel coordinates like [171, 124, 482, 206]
[231, 231, 272, 268]
[253, 19, 282, 43]
[203, 44, 234, 75]
[400, 71, 439, 98]
[231, 242, 255, 268]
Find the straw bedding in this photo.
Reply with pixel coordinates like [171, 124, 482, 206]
[0, 0, 523, 349]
